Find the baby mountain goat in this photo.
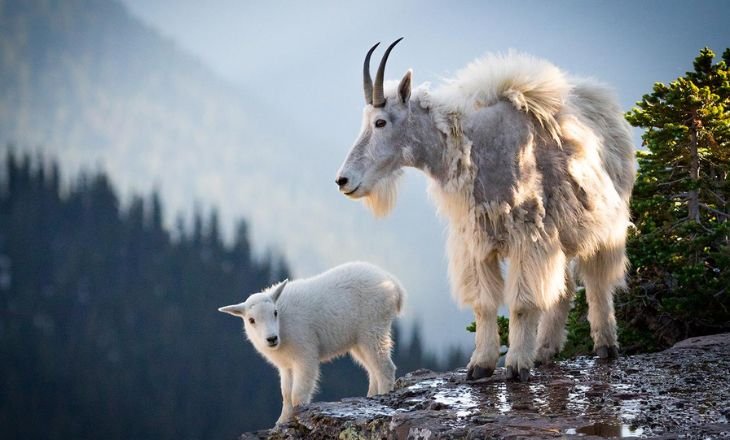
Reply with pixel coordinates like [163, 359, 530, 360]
[218, 262, 405, 425]
[337, 40, 635, 382]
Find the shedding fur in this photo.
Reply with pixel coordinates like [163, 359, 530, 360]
[337, 48, 635, 381]
[219, 262, 405, 425]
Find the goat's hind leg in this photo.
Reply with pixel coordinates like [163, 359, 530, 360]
[578, 244, 626, 359]
[351, 347, 379, 397]
[374, 352, 397, 395]
[357, 332, 396, 395]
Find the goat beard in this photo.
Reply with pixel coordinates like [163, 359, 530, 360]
[363, 170, 402, 218]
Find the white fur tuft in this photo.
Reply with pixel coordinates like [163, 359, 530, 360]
[431, 51, 570, 144]
[364, 170, 402, 217]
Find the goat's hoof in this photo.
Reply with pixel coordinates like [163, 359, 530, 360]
[506, 366, 530, 382]
[534, 357, 552, 367]
[466, 365, 494, 381]
[596, 345, 619, 359]
[535, 347, 557, 367]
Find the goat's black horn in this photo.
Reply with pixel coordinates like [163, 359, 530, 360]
[363, 42, 380, 105]
[373, 37, 404, 108]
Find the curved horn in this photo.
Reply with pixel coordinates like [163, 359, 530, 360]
[373, 37, 404, 108]
[363, 42, 380, 105]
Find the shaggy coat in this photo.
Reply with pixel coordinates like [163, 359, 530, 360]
[337, 49, 635, 381]
[219, 262, 404, 424]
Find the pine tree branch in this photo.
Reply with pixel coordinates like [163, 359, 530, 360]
[703, 187, 727, 205]
[658, 178, 687, 187]
[699, 203, 730, 218]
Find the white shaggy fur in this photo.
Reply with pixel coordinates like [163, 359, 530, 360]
[218, 262, 404, 424]
[337, 49, 635, 381]
[363, 171, 402, 217]
[431, 51, 570, 144]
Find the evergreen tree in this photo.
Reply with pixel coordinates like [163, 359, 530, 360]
[622, 47, 730, 350]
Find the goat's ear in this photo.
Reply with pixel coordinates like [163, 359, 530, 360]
[398, 69, 412, 104]
[218, 303, 246, 317]
[271, 279, 288, 303]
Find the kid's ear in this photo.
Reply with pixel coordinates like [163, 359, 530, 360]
[398, 69, 412, 104]
[218, 303, 246, 317]
[271, 279, 288, 303]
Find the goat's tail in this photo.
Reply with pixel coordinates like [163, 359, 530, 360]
[393, 278, 406, 316]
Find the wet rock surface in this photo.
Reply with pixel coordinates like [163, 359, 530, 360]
[242, 333, 730, 439]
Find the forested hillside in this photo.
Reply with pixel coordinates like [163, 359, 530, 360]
[0, 151, 285, 438]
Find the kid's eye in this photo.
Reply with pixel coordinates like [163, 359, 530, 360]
[248, 318, 255, 325]
[375, 119, 387, 128]
[274, 310, 278, 317]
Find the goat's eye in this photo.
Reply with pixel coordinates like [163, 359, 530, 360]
[374, 119, 387, 128]
[248, 318, 255, 325]
[274, 310, 278, 318]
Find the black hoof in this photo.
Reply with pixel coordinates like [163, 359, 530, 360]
[535, 346, 557, 367]
[596, 345, 620, 359]
[467, 365, 494, 381]
[520, 368, 530, 382]
[505, 366, 530, 382]
[534, 359, 554, 367]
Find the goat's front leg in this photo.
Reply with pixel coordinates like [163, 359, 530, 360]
[535, 266, 575, 365]
[291, 358, 320, 410]
[275, 368, 293, 425]
[467, 304, 500, 380]
[464, 254, 503, 381]
[505, 301, 541, 381]
[505, 242, 566, 381]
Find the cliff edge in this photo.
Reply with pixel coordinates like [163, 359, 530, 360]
[242, 333, 730, 439]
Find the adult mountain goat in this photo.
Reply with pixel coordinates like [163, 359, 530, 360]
[336, 39, 635, 382]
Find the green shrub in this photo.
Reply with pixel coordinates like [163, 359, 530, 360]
[466, 316, 509, 346]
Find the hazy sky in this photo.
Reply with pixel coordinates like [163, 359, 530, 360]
[117, 0, 729, 355]
[120, 0, 728, 138]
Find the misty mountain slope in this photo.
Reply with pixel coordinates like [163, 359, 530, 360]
[1, 0, 284, 182]
[0, 0, 364, 255]
[0, 0, 474, 353]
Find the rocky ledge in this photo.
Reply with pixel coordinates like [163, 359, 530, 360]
[242, 333, 730, 439]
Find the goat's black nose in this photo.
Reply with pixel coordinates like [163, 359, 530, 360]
[335, 176, 348, 187]
[267, 336, 278, 344]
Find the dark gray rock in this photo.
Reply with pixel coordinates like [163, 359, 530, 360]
[242, 333, 730, 439]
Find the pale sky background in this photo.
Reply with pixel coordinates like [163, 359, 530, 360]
[113, 0, 728, 356]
